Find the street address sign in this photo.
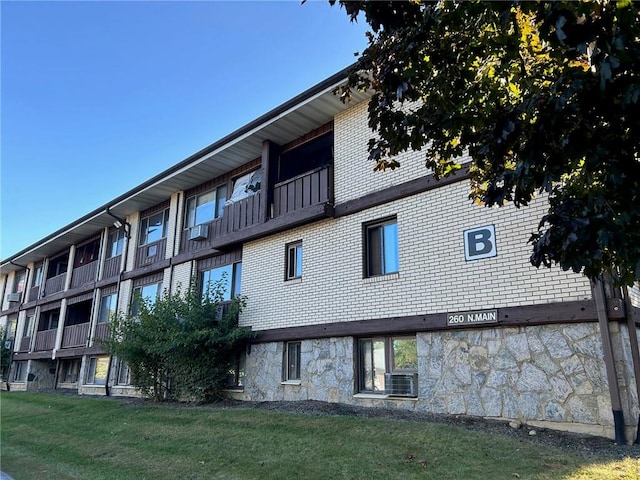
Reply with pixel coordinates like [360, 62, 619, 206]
[447, 309, 498, 326]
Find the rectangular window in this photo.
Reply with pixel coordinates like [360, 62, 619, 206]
[86, 356, 109, 385]
[226, 352, 246, 389]
[13, 361, 27, 382]
[139, 209, 170, 246]
[116, 359, 131, 385]
[23, 315, 33, 338]
[201, 262, 242, 302]
[33, 264, 43, 287]
[98, 294, 117, 324]
[357, 336, 417, 396]
[107, 229, 125, 258]
[285, 241, 303, 280]
[13, 271, 26, 293]
[364, 218, 399, 277]
[185, 185, 228, 228]
[38, 310, 60, 331]
[284, 341, 301, 381]
[61, 359, 81, 383]
[131, 283, 161, 317]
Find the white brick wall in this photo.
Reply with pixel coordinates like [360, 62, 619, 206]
[170, 261, 193, 294]
[118, 280, 132, 315]
[241, 181, 592, 331]
[125, 212, 140, 272]
[165, 193, 181, 258]
[334, 100, 471, 204]
[0, 274, 8, 311]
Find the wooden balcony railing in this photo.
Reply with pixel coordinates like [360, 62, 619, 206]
[94, 322, 111, 343]
[44, 273, 66, 296]
[273, 166, 330, 217]
[180, 192, 264, 254]
[34, 329, 56, 351]
[102, 255, 122, 280]
[18, 336, 31, 352]
[61, 323, 90, 348]
[71, 260, 98, 288]
[135, 238, 167, 268]
[28, 286, 40, 302]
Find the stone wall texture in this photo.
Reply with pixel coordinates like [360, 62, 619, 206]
[243, 322, 623, 437]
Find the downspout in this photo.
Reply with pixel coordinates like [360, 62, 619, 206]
[593, 278, 627, 444]
[105, 207, 132, 397]
[622, 285, 640, 444]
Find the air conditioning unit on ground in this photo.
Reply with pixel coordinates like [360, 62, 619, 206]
[189, 224, 209, 241]
[5, 292, 21, 303]
[385, 372, 418, 397]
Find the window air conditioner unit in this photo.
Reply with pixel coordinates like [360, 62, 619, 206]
[5, 292, 21, 303]
[385, 373, 418, 397]
[189, 224, 209, 241]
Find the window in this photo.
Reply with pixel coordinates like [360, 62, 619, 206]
[201, 263, 242, 302]
[285, 241, 303, 280]
[33, 264, 43, 287]
[13, 271, 26, 293]
[186, 185, 228, 228]
[139, 209, 169, 246]
[116, 359, 131, 385]
[98, 294, 117, 324]
[86, 356, 109, 385]
[226, 352, 246, 389]
[47, 254, 69, 278]
[13, 361, 27, 382]
[74, 238, 100, 267]
[131, 283, 161, 317]
[364, 218, 399, 277]
[61, 359, 81, 383]
[284, 341, 301, 381]
[357, 336, 417, 395]
[23, 315, 33, 338]
[226, 169, 262, 205]
[107, 229, 125, 258]
[38, 310, 60, 331]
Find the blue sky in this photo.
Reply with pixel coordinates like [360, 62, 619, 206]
[1, 1, 368, 259]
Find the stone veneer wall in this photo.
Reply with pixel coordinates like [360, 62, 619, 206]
[26, 359, 56, 391]
[242, 323, 619, 438]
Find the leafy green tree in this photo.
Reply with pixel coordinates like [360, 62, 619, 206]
[104, 277, 254, 402]
[0, 328, 11, 380]
[332, 0, 640, 285]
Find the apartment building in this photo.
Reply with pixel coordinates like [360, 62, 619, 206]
[2, 67, 639, 441]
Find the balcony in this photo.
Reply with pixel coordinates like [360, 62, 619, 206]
[71, 260, 98, 288]
[179, 166, 332, 256]
[44, 273, 66, 297]
[102, 255, 122, 280]
[34, 329, 56, 351]
[94, 322, 111, 343]
[61, 323, 90, 348]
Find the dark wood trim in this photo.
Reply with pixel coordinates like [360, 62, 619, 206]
[281, 121, 333, 153]
[95, 278, 119, 289]
[171, 248, 223, 266]
[140, 200, 170, 218]
[64, 281, 97, 299]
[334, 164, 471, 218]
[253, 300, 614, 343]
[121, 259, 170, 281]
[13, 350, 52, 361]
[0, 306, 19, 316]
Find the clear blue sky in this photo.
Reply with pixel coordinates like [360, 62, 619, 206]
[1, 1, 368, 260]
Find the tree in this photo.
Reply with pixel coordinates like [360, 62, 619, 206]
[332, 0, 640, 285]
[104, 277, 254, 402]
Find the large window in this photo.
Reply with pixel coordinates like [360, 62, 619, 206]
[186, 185, 227, 228]
[226, 169, 262, 205]
[13, 271, 26, 293]
[131, 283, 162, 317]
[116, 359, 131, 385]
[33, 264, 43, 287]
[284, 341, 301, 381]
[13, 361, 27, 382]
[86, 356, 109, 385]
[38, 310, 60, 331]
[98, 293, 118, 324]
[364, 218, 399, 277]
[139, 209, 169, 246]
[285, 241, 303, 280]
[357, 336, 417, 396]
[107, 229, 125, 258]
[61, 358, 81, 383]
[201, 263, 242, 302]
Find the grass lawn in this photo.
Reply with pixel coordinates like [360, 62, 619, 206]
[1, 392, 638, 480]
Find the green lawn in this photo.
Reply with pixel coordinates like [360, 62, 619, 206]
[1, 392, 637, 480]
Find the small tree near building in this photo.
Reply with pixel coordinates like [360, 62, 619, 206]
[104, 277, 254, 402]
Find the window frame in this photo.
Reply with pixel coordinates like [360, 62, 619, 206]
[356, 335, 417, 395]
[98, 293, 118, 324]
[131, 282, 162, 317]
[363, 217, 399, 278]
[13, 361, 27, 382]
[200, 262, 242, 303]
[139, 208, 170, 246]
[86, 356, 109, 385]
[285, 241, 303, 280]
[185, 184, 228, 229]
[116, 358, 131, 386]
[107, 229, 125, 258]
[284, 341, 302, 382]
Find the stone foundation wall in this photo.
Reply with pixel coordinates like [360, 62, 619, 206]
[244, 323, 619, 438]
[26, 359, 56, 391]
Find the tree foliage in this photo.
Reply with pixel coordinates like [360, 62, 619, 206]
[333, 0, 640, 285]
[104, 277, 254, 402]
